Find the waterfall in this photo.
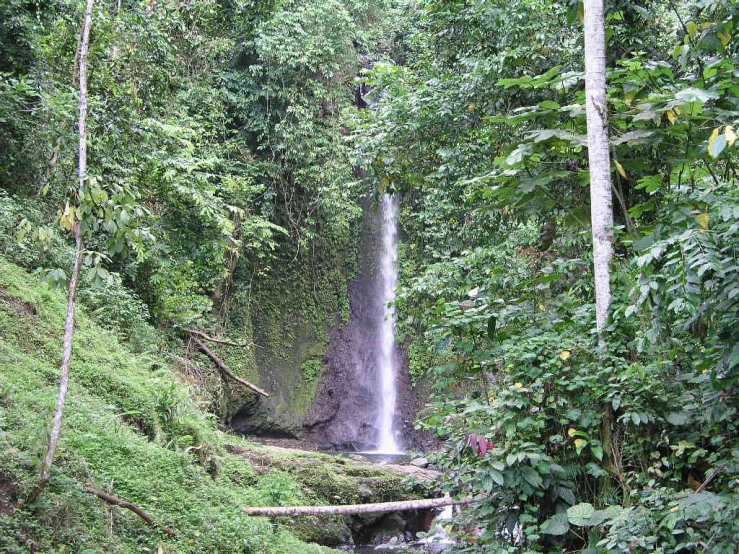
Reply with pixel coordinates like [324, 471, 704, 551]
[375, 194, 401, 453]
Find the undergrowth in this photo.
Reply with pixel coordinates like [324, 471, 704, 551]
[0, 258, 335, 553]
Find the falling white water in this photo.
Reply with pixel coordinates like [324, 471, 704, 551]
[418, 499, 455, 549]
[376, 194, 400, 453]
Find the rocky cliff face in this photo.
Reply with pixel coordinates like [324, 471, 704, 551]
[230, 198, 425, 451]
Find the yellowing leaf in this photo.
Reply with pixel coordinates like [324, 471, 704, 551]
[60, 203, 75, 231]
[614, 160, 627, 179]
[514, 382, 523, 388]
[538, 304, 545, 311]
[725, 125, 736, 147]
[567, 428, 577, 438]
[708, 127, 722, 158]
[158, 547, 164, 554]
[709, 127, 720, 144]
[686, 21, 698, 38]
[717, 30, 731, 46]
[559, 350, 571, 361]
[666, 109, 677, 124]
[696, 212, 710, 230]
[574, 438, 588, 453]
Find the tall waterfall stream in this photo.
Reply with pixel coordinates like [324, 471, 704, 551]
[375, 194, 401, 453]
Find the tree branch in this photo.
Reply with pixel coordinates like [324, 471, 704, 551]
[84, 486, 177, 536]
[193, 338, 270, 397]
[188, 329, 255, 348]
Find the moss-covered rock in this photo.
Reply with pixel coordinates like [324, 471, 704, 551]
[225, 443, 439, 547]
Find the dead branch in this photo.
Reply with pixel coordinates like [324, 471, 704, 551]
[188, 329, 254, 348]
[193, 338, 270, 397]
[162, 350, 192, 366]
[85, 486, 177, 536]
[243, 496, 480, 517]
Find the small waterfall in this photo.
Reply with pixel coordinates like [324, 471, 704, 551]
[375, 194, 400, 453]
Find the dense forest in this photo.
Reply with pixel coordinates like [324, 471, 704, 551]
[1, 0, 738, 552]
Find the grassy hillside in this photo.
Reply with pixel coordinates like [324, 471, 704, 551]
[0, 258, 346, 553]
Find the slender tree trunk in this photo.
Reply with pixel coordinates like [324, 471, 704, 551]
[34, 0, 94, 498]
[584, 0, 617, 501]
[584, 0, 614, 337]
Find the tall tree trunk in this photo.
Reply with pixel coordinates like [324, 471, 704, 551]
[33, 0, 94, 498]
[584, 0, 617, 500]
[584, 0, 614, 336]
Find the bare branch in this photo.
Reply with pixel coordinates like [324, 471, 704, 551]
[193, 338, 270, 397]
[188, 329, 255, 348]
[84, 486, 177, 536]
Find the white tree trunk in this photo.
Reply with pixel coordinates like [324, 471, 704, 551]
[37, 0, 94, 494]
[584, 0, 614, 336]
[243, 496, 480, 517]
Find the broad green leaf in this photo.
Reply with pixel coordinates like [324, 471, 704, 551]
[675, 87, 719, 102]
[590, 445, 604, 461]
[541, 513, 569, 536]
[520, 466, 543, 488]
[666, 412, 691, 425]
[489, 469, 505, 486]
[611, 129, 655, 146]
[567, 503, 595, 526]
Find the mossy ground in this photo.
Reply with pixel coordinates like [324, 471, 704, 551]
[0, 258, 418, 553]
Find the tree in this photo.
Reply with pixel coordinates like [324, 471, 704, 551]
[33, 0, 95, 499]
[583, 0, 614, 337]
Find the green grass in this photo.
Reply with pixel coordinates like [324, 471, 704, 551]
[0, 258, 337, 554]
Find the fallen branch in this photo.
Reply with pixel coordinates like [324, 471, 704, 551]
[193, 338, 270, 397]
[189, 329, 253, 348]
[162, 350, 192, 366]
[85, 486, 177, 536]
[243, 496, 480, 517]
[696, 464, 725, 493]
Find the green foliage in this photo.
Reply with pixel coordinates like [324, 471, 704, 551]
[0, 259, 338, 553]
[353, 0, 739, 551]
[301, 359, 323, 382]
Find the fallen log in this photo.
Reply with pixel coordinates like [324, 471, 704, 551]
[193, 338, 270, 397]
[243, 496, 480, 517]
[84, 486, 177, 536]
[189, 329, 253, 348]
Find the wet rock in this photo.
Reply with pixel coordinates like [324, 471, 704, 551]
[288, 515, 353, 547]
[409, 457, 429, 468]
[304, 198, 427, 450]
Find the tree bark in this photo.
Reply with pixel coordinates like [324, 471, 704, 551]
[33, 0, 94, 500]
[193, 338, 270, 397]
[584, 0, 617, 500]
[84, 486, 177, 536]
[584, 0, 614, 336]
[243, 496, 480, 517]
